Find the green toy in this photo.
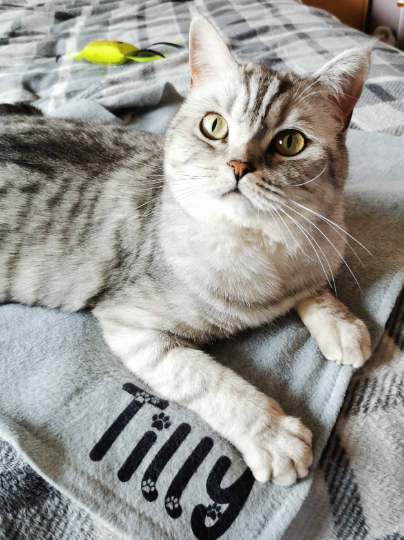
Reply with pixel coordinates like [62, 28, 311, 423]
[58, 40, 181, 65]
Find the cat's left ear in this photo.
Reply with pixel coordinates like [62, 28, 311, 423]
[312, 46, 371, 131]
[189, 10, 237, 86]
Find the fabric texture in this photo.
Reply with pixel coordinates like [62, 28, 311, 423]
[1, 111, 403, 540]
[0, 438, 119, 540]
[1, 1, 404, 540]
[284, 291, 404, 540]
[1, 0, 404, 136]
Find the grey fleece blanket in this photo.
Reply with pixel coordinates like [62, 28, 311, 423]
[1, 1, 404, 538]
[0, 90, 404, 540]
[284, 295, 404, 540]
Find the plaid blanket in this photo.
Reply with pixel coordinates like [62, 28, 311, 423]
[1, 0, 404, 136]
[1, 1, 404, 540]
[284, 290, 404, 540]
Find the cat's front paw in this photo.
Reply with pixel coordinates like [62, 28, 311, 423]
[239, 402, 313, 485]
[311, 314, 371, 368]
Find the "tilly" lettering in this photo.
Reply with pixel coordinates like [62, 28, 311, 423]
[89, 383, 255, 540]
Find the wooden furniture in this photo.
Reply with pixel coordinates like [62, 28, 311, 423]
[303, 0, 370, 31]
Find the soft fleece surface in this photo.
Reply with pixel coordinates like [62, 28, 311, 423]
[0, 90, 404, 540]
[1, 0, 404, 538]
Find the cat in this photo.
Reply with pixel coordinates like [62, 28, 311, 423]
[372, 26, 397, 48]
[0, 13, 372, 486]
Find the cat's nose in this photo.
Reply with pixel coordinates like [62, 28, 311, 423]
[228, 160, 254, 182]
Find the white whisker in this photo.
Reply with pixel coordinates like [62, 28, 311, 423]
[269, 202, 314, 261]
[286, 197, 365, 267]
[288, 164, 327, 187]
[279, 207, 334, 290]
[266, 203, 291, 256]
[280, 201, 362, 293]
[286, 198, 372, 255]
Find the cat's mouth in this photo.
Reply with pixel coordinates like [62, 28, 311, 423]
[223, 187, 242, 196]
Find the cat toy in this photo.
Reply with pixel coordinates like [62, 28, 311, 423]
[57, 40, 181, 65]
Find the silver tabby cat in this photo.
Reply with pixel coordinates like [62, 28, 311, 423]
[0, 14, 372, 485]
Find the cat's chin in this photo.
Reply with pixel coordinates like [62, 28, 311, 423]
[170, 185, 271, 231]
[222, 187, 243, 198]
[219, 189, 255, 212]
[172, 190, 257, 229]
[215, 190, 273, 230]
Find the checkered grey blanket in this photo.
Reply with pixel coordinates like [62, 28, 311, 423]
[1, 1, 404, 540]
[284, 293, 404, 540]
[1, 0, 404, 135]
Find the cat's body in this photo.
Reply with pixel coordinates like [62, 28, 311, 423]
[1, 115, 344, 342]
[0, 13, 372, 485]
[0, 118, 164, 312]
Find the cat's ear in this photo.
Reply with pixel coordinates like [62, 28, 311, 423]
[189, 9, 237, 86]
[312, 46, 371, 131]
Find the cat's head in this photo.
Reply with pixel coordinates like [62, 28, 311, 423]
[165, 13, 370, 234]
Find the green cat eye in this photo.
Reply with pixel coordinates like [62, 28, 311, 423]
[274, 130, 306, 157]
[200, 113, 228, 140]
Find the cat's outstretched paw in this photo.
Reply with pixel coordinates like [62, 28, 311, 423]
[311, 314, 371, 368]
[296, 291, 372, 369]
[239, 403, 313, 485]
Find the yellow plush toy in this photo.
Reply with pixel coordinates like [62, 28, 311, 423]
[60, 40, 181, 65]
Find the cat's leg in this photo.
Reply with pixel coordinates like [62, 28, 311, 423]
[296, 289, 371, 368]
[94, 310, 313, 485]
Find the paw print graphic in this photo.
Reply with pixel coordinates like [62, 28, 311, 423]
[134, 390, 151, 404]
[206, 503, 223, 521]
[151, 413, 171, 430]
[165, 496, 179, 510]
[142, 479, 156, 494]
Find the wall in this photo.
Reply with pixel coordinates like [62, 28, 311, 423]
[368, 0, 404, 47]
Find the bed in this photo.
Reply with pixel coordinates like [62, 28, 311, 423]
[0, 1, 404, 539]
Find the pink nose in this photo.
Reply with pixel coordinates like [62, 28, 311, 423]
[228, 160, 253, 181]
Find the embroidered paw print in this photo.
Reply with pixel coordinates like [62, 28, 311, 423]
[206, 503, 223, 521]
[142, 479, 156, 493]
[151, 413, 171, 430]
[165, 496, 179, 510]
[134, 390, 151, 404]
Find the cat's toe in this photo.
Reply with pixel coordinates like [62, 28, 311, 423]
[270, 416, 313, 485]
[240, 409, 313, 485]
[313, 316, 371, 368]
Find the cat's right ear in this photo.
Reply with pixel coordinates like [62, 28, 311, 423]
[312, 45, 371, 131]
[189, 9, 237, 87]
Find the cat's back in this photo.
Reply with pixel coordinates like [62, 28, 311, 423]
[0, 115, 161, 176]
[0, 115, 164, 310]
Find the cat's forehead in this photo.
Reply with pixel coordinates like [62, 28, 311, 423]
[227, 64, 302, 129]
[183, 62, 325, 144]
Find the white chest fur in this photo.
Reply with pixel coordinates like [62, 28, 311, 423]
[160, 212, 327, 336]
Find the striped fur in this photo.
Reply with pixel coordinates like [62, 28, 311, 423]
[0, 14, 372, 484]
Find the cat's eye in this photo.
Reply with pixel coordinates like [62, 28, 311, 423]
[273, 130, 306, 157]
[200, 113, 228, 140]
